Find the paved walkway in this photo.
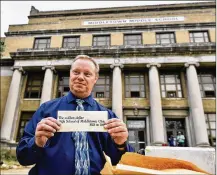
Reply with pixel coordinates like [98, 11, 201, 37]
[1, 168, 30, 175]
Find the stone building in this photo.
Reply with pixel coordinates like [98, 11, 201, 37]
[0, 2, 216, 151]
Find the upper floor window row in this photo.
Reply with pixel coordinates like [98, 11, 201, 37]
[24, 70, 215, 99]
[33, 30, 211, 49]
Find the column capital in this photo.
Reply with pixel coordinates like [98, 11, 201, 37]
[184, 62, 200, 68]
[146, 63, 161, 68]
[42, 65, 55, 71]
[11, 66, 25, 74]
[110, 64, 124, 69]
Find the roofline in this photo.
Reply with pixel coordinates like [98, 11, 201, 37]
[28, 1, 215, 18]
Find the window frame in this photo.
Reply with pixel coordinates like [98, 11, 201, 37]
[24, 72, 44, 99]
[92, 35, 110, 47]
[189, 31, 210, 43]
[57, 72, 70, 97]
[124, 72, 146, 98]
[160, 73, 182, 98]
[16, 112, 34, 142]
[124, 33, 142, 46]
[198, 71, 216, 98]
[92, 73, 111, 98]
[156, 32, 176, 45]
[33, 37, 51, 49]
[62, 36, 80, 48]
[205, 113, 216, 147]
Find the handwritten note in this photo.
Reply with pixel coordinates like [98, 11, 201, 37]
[57, 111, 108, 132]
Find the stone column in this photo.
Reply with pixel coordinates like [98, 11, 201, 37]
[146, 63, 165, 145]
[1, 66, 24, 142]
[184, 62, 209, 147]
[146, 117, 151, 146]
[185, 117, 192, 147]
[40, 66, 55, 105]
[110, 63, 124, 120]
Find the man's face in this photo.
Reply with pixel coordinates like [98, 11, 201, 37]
[69, 59, 98, 98]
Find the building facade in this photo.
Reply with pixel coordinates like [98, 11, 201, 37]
[0, 2, 216, 151]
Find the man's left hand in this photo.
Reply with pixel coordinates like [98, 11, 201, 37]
[104, 118, 128, 146]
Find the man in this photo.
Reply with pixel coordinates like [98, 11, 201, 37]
[16, 55, 134, 175]
[176, 131, 185, 147]
[168, 135, 175, 147]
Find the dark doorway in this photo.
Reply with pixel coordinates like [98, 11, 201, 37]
[127, 119, 146, 152]
[165, 118, 187, 146]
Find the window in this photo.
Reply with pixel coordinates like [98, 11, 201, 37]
[160, 73, 182, 98]
[156, 32, 175, 44]
[17, 112, 34, 142]
[93, 35, 110, 47]
[33, 38, 51, 49]
[58, 72, 70, 97]
[189, 31, 209, 43]
[124, 34, 142, 45]
[125, 73, 145, 98]
[205, 114, 216, 147]
[62, 36, 80, 48]
[92, 74, 110, 98]
[24, 73, 44, 98]
[198, 72, 216, 98]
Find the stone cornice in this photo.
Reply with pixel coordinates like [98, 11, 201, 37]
[28, 2, 215, 18]
[5, 22, 215, 37]
[10, 42, 216, 60]
[12, 55, 215, 68]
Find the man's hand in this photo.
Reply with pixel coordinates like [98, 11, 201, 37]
[104, 118, 128, 147]
[35, 117, 61, 147]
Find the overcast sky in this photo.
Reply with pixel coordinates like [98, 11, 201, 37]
[1, 1, 211, 37]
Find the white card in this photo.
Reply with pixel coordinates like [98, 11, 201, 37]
[57, 111, 108, 132]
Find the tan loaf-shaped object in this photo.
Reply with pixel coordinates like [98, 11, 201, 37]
[100, 152, 210, 175]
[119, 152, 209, 174]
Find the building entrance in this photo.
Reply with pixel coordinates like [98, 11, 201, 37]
[165, 118, 186, 146]
[127, 119, 146, 152]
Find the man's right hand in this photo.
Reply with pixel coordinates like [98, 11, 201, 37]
[35, 117, 61, 147]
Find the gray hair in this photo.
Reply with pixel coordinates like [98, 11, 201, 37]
[71, 55, 100, 76]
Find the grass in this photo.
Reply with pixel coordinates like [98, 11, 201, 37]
[0, 148, 20, 169]
[2, 159, 20, 166]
